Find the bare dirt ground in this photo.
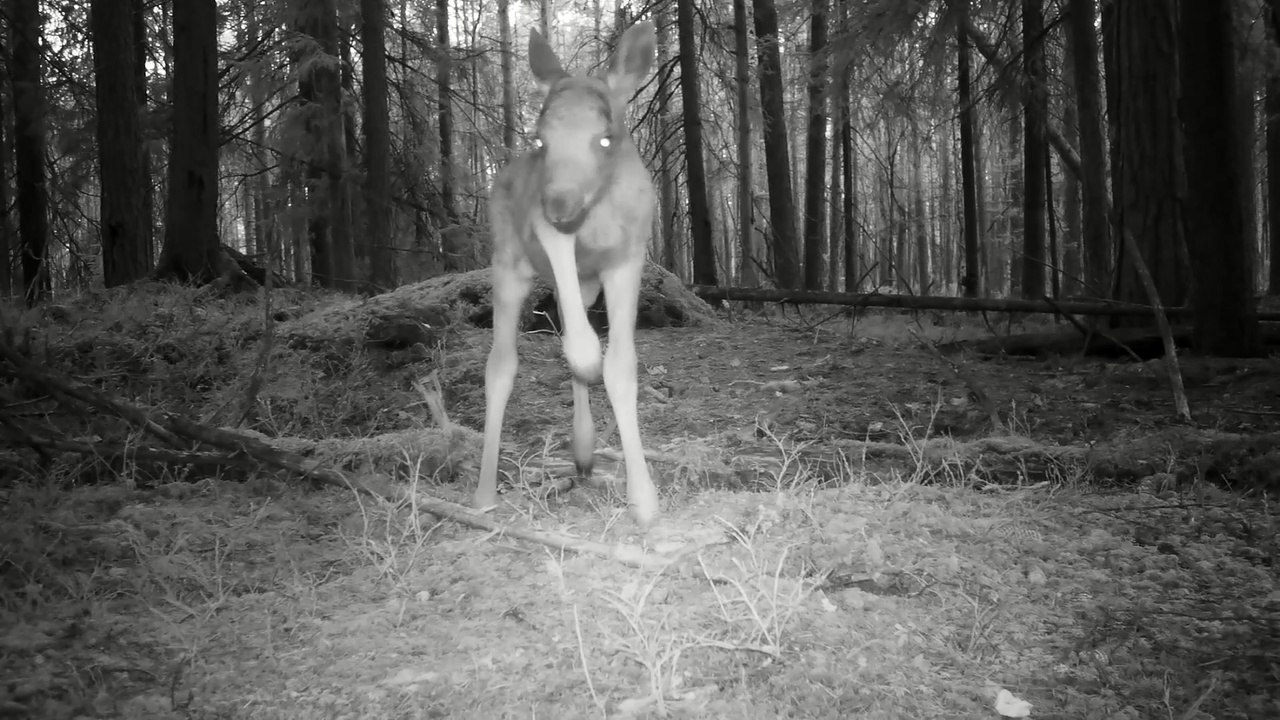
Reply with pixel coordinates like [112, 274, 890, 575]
[1, 283, 1278, 719]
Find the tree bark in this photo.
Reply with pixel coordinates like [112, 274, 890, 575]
[362, 0, 394, 290]
[657, 4, 678, 273]
[133, 0, 154, 263]
[734, 0, 756, 288]
[753, 0, 800, 289]
[841, 76, 857, 293]
[10, 0, 51, 304]
[957, 2, 981, 298]
[676, 0, 717, 285]
[1104, 1, 1186, 311]
[156, 0, 221, 283]
[1021, 0, 1046, 299]
[1067, 0, 1111, 297]
[802, 0, 828, 290]
[92, 0, 151, 286]
[1268, 0, 1280, 295]
[0, 33, 14, 298]
[436, 0, 456, 228]
[498, 0, 515, 153]
[1179, 1, 1259, 355]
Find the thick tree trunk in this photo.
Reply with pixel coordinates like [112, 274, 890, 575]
[957, 3, 981, 298]
[1104, 1, 1186, 311]
[802, 0, 827, 290]
[734, 0, 756, 288]
[157, 0, 222, 283]
[1021, 0, 1046, 299]
[11, 0, 51, 304]
[676, 0, 717, 285]
[362, 0, 394, 290]
[293, 0, 355, 288]
[92, 0, 151, 286]
[1179, 1, 1259, 355]
[753, 0, 800, 289]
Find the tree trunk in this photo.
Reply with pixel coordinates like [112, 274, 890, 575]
[362, 0, 394, 290]
[293, 0, 355, 288]
[1067, 0, 1111, 297]
[156, 0, 221, 283]
[1021, 0, 1046, 299]
[657, 4, 678, 273]
[676, 0, 717, 285]
[498, 0, 515, 153]
[1179, 1, 1259, 355]
[842, 69, 857, 292]
[436, 0, 456, 227]
[912, 130, 930, 293]
[958, 3, 981, 298]
[1268, 0, 1280, 295]
[1061, 22, 1083, 295]
[10, 0, 51, 304]
[0, 60, 10, 298]
[802, 0, 827, 290]
[734, 0, 756, 288]
[828, 115, 842, 291]
[133, 0, 154, 263]
[753, 0, 800, 289]
[248, 2, 274, 272]
[1104, 1, 1186, 312]
[92, 0, 151, 286]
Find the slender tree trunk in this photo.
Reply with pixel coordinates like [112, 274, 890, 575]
[1067, 0, 1110, 297]
[157, 0, 221, 283]
[92, 0, 150, 286]
[539, 0, 551, 40]
[753, 0, 800, 288]
[1267, 0, 1280, 295]
[734, 0, 755, 288]
[1179, 1, 1259, 355]
[248, 2, 273, 270]
[1021, 0, 1046, 299]
[133, 0, 154, 262]
[842, 68, 857, 292]
[676, 0, 716, 285]
[958, 3, 981, 298]
[0, 61, 10, 298]
[828, 115, 842, 291]
[657, 3, 678, 273]
[10, 0, 50, 304]
[802, 0, 827, 290]
[436, 0, 456, 228]
[498, 0, 515, 153]
[1061, 21, 1083, 295]
[912, 131, 930, 293]
[362, 0, 394, 290]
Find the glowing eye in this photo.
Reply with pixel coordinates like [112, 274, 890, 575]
[599, 137, 612, 149]
[533, 137, 544, 149]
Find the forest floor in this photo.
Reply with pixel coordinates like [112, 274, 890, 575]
[1, 282, 1278, 720]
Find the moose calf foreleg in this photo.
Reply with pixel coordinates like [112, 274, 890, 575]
[476, 261, 532, 510]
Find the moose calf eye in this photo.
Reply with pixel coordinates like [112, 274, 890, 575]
[599, 137, 612, 149]
[533, 137, 544, 149]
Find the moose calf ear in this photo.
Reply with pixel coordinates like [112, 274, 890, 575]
[529, 29, 568, 90]
[607, 21, 656, 97]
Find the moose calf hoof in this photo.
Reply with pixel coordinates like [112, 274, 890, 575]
[473, 489, 498, 511]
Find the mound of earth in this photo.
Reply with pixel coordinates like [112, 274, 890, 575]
[282, 261, 719, 353]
